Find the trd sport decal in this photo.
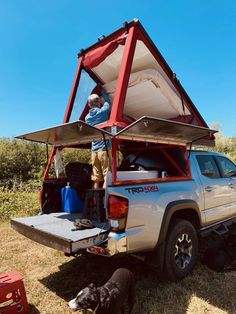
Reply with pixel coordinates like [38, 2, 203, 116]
[125, 185, 158, 194]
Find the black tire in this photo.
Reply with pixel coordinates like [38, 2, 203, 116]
[164, 219, 199, 281]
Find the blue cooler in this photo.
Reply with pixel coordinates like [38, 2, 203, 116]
[61, 183, 84, 213]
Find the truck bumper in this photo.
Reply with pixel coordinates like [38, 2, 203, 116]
[87, 231, 127, 257]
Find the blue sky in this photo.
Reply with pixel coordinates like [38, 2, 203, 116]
[0, 0, 235, 138]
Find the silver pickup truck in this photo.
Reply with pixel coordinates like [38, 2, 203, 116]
[11, 144, 236, 281]
[106, 149, 236, 280]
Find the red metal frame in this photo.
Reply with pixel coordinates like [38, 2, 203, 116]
[159, 148, 186, 176]
[113, 176, 192, 186]
[121, 143, 185, 153]
[63, 56, 84, 123]
[108, 25, 138, 125]
[43, 147, 56, 180]
[119, 143, 188, 178]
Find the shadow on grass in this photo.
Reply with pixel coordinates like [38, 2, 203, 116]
[39, 254, 135, 301]
[40, 254, 236, 314]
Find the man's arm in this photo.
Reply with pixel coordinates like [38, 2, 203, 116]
[100, 90, 111, 112]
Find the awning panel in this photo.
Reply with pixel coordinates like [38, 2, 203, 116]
[115, 116, 217, 145]
[16, 117, 216, 147]
[16, 121, 112, 147]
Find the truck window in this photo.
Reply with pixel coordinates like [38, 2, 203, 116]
[215, 156, 236, 178]
[196, 155, 220, 179]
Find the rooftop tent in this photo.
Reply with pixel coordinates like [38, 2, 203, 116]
[15, 20, 216, 183]
[78, 19, 208, 130]
[16, 20, 216, 149]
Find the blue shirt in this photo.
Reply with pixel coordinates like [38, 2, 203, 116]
[85, 91, 111, 152]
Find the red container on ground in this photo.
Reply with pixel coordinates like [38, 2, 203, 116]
[0, 271, 29, 314]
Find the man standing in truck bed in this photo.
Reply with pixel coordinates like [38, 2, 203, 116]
[85, 90, 111, 189]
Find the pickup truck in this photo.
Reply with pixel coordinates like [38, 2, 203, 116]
[11, 144, 236, 280]
[11, 19, 236, 280]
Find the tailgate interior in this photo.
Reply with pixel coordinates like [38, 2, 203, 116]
[11, 213, 110, 254]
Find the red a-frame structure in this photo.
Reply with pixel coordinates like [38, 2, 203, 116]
[17, 19, 216, 183]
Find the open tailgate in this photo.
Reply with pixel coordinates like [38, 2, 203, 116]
[11, 213, 109, 254]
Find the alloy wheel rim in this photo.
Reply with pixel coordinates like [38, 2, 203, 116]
[174, 233, 192, 269]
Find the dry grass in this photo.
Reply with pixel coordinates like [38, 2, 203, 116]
[1, 222, 236, 314]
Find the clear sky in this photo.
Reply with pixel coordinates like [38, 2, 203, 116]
[0, 0, 235, 138]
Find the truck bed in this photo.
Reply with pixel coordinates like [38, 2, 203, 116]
[11, 212, 110, 254]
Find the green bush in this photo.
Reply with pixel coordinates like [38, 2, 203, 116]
[0, 138, 47, 187]
[0, 190, 40, 221]
[211, 136, 236, 162]
[0, 138, 91, 187]
[61, 147, 90, 164]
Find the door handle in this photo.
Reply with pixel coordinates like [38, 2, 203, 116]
[205, 186, 214, 192]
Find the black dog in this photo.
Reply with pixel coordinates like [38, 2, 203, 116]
[68, 268, 135, 313]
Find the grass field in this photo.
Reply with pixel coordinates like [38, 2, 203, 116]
[1, 222, 236, 314]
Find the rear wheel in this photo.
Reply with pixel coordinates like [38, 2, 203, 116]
[164, 219, 198, 281]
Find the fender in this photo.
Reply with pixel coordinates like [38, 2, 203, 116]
[156, 199, 201, 247]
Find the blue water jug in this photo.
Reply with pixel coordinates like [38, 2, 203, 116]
[61, 183, 84, 213]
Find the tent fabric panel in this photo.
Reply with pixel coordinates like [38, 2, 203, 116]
[83, 33, 126, 69]
[122, 81, 179, 119]
[103, 69, 190, 120]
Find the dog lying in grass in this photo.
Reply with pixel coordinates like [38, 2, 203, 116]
[68, 268, 135, 313]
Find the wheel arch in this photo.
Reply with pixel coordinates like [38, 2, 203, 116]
[157, 200, 201, 247]
[151, 200, 201, 275]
